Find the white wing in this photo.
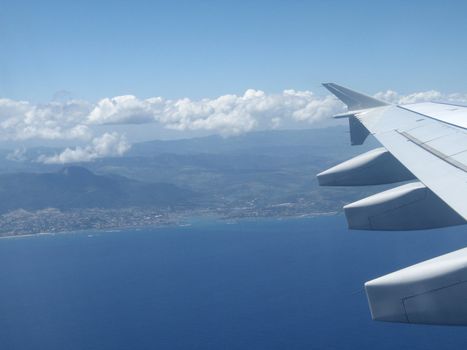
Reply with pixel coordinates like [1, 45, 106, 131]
[320, 83, 467, 326]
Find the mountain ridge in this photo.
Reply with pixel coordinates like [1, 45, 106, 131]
[0, 166, 196, 213]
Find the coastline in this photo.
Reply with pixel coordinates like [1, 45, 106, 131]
[0, 210, 340, 240]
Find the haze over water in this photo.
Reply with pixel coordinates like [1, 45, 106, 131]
[0, 215, 466, 350]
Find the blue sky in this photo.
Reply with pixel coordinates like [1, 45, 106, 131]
[2, 0, 467, 102]
[2, 0, 467, 161]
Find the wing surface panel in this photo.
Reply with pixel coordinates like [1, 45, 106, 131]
[357, 105, 467, 220]
[402, 102, 467, 129]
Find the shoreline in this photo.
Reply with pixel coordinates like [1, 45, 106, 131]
[0, 211, 340, 240]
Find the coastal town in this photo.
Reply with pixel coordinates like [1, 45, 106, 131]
[0, 201, 339, 237]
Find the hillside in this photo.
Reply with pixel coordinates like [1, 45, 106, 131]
[0, 166, 196, 213]
[0, 127, 387, 216]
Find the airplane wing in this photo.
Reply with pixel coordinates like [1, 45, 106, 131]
[320, 83, 467, 326]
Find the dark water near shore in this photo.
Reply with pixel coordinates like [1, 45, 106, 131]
[1, 215, 467, 349]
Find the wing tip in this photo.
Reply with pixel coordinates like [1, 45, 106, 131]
[322, 82, 389, 110]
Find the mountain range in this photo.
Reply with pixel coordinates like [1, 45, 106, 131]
[0, 127, 384, 215]
[0, 166, 196, 213]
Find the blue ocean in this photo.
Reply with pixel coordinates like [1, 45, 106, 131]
[1, 215, 467, 349]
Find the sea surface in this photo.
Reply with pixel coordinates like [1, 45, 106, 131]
[1, 215, 467, 349]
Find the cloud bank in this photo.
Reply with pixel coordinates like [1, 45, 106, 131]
[85, 89, 343, 134]
[1, 88, 466, 163]
[373, 90, 467, 105]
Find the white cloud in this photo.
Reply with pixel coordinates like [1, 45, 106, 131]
[1, 87, 467, 163]
[0, 91, 346, 141]
[374, 90, 467, 105]
[0, 98, 92, 141]
[86, 89, 345, 135]
[87, 95, 160, 125]
[38, 132, 130, 164]
[5, 88, 467, 143]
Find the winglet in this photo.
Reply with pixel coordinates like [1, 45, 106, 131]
[322, 83, 389, 111]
